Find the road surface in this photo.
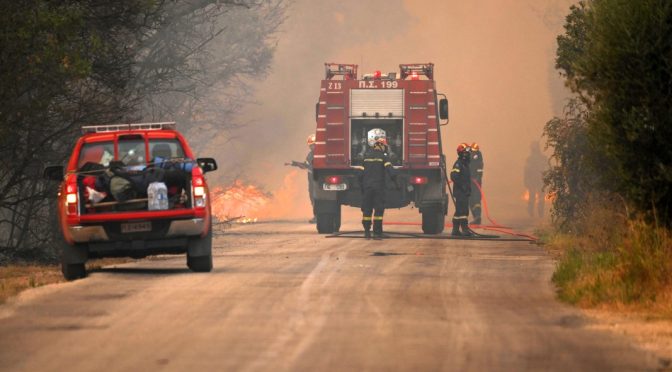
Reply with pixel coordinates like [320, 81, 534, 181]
[0, 221, 662, 371]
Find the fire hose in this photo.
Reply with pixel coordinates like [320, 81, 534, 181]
[330, 178, 538, 241]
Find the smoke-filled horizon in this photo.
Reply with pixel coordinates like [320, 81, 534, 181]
[205, 0, 574, 222]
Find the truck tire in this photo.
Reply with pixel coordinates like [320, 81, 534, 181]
[60, 242, 88, 281]
[422, 208, 445, 234]
[187, 223, 213, 272]
[316, 213, 337, 234]
[62, 263, 86, 281]
[334, 208, 341, 232]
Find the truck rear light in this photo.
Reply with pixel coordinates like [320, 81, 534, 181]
[193, 186, 205, 197]
[410, 176, 428, 185]
[325, 175, 342, 184]
[65, 175, 78, 215]
[66, 193, 77, 204]
[192, 174, 206, 208]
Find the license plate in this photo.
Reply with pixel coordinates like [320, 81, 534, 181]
[323, 183, 347, 191]
[121, 221, 152, 233]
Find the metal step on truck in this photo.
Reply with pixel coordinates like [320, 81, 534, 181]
[311, 63, 450, 234]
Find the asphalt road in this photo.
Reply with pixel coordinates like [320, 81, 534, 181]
[0, 221, 662, 371]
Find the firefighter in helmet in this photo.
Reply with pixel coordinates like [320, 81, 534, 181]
[468, 142, 484, 225]
[306, 134, 316, 223]
[358, 128, 396, 239]
[450, 143, 472, 236]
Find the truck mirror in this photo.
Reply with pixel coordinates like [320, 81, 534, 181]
[439, 98, 449, 122]
[43, 165, 64, 181]
[197, 158, 218, 173]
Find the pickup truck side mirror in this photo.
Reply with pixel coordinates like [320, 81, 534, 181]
[439, 98, 449, 123]
[43, 165, 64, 181]
[197, 158, 218, 173]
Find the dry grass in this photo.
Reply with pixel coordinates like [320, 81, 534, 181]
[548, 216, 672, 319]
[0, 265, 64, 304]
[0, 258, 131, 305]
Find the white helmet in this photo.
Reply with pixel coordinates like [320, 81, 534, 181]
[367, 128, 387, 147]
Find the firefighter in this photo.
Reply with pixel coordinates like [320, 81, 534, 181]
[469, 142, 484, 225]
[284, 135, 317, 223]
[524, 141, 548, 218]
[451, 143, 472, 236]
[358, 128, 395, 239]
[306, 134, 316, 223]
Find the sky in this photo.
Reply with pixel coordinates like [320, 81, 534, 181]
[205, 0, 574, 223]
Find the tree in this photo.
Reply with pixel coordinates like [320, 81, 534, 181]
[551, 0, 672, 226]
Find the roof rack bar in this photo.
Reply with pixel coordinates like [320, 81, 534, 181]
[81, 122, 176, 134]
[325, 63, 358, 80]
[399, 63, 434, 80]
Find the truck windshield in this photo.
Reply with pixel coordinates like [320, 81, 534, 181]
[78, 141, 114, 169]
[149, 139, 186, 162]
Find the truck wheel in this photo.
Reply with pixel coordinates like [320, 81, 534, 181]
[60, 242, 88, 281]
[61, 263, 86, 281]
[316, 213, 337, 234]
[187, 223, 213, 272]
[422, 208, 445, 234]
[334, 206, 341, 232]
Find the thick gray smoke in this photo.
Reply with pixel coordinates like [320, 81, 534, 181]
[207, 0, 573, 223]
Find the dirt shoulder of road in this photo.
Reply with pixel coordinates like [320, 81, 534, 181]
[583, 307, 672, 366]
[0, 265, 63, 304]
[0, 258, 131, 305]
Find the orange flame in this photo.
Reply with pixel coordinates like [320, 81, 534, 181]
[210, 170, 311, 223]
[521, 190, 530, 201]
[211, 180, 271, 222]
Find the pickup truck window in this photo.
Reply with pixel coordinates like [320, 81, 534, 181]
[149, 139, 186, 161]
[119, 138, 146, 166]
[78, 141, 114, 169]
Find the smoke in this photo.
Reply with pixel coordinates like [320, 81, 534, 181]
[206, 0, 575, 223]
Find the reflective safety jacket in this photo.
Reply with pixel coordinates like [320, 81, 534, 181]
[357, 148, 395, 191]
[450, 157, 471, 197]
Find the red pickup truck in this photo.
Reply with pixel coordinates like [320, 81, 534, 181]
[43, 122, 218, 280]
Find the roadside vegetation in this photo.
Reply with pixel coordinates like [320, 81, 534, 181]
[545, 0, 672, 315]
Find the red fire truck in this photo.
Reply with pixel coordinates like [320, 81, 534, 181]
[311, 63, 450, 234]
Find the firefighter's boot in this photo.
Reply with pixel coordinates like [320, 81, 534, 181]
[373, 218, 383, 240]
[470, 205, 481, 225]
[451, 219, 462, 236]
[460, 220, 473, 237]
[362, 215, 372, 239]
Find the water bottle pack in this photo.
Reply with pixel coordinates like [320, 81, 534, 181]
[147, 182, 169, 210]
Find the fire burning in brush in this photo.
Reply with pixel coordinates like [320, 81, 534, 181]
[521, 190, 530, 202]
[521, 190, 555, 202]
[210, 170, 311, 224]
[210, 180, 270, 223]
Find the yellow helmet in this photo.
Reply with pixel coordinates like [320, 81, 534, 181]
[471, 142, 479, 151]
[307, 134, 316, 146]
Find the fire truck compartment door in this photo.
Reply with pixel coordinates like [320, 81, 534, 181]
[350, 89, 404, 117]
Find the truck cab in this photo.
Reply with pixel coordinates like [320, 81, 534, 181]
[311, 63, 450, 234]
[44, 122, 218, 280]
